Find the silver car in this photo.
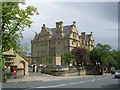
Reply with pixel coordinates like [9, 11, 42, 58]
[115, 69, 120, 78]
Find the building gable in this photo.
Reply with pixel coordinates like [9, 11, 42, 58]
[40, 24, 49, 36]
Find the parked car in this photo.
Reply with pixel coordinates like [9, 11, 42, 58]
[115, 69, 120, 78]
[52, 65, 63, 69]
[29, 64, 34, 68]
[38, 64, 43, 68]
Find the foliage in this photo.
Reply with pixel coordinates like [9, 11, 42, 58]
[90, 43, 118, 67]
[110, 50, 120, 69]
[2, 2, 38, 52]
[1, 2, 38, 71]
[2, 76, 7, 82]
[101, 53, 112, 67]
[89, 48, 101, 65]
[62, 52, 75, 66]
[0, 57, 5, 70]
[72, 47, 88, 67]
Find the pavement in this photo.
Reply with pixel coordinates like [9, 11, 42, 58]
[6, 72, 111, 83]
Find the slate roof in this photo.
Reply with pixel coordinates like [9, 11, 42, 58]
[63, 25, 72, 36]
[86, 34, 91, 41]
[46, 25, 72, 37]
[33, 24, 93, 42]
[33, 34, 39, 40]
[79, 34, 91, 41]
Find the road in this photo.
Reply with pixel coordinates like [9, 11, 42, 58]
[2, 74, 120, 90]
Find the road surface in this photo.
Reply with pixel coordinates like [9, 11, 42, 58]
[2, 74, 120, 90]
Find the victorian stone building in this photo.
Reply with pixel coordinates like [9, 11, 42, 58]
[31, 21, 94, 66]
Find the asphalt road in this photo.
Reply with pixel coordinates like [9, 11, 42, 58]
[2, 75, 120, 90]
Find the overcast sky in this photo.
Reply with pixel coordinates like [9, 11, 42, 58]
[20, 0, 119, 52]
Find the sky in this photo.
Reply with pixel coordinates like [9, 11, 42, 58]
[20, 0, 119, 53]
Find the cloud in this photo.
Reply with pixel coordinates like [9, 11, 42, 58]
[21, 1, 118, 52]
[55, 2, 118, 23]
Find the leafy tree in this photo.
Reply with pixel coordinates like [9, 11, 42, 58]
[89, 43, 113, 74]
[2, 2, 38, 52]
[0, 57, 5, 70]
[71, 47, 89, 75]
[1, 2, 38, 69]
[90, 43, 112, 66]
[63, 52, 75, 66]
[96, 43, 112, 67]
[72, 47, 88, 67]
[89, 48, 101, 65]
[111, 50, 120, 69]
[101, 53, 112, 67]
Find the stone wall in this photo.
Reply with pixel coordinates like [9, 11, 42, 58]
[41, 67, 99, 76]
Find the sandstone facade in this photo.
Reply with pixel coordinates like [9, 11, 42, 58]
[31, 21, 94, 66]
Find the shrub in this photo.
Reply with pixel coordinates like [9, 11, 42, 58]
[2, 76, 7, 82]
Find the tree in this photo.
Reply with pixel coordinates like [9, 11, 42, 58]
[72, 47, 88, 67]
[89, 48, 101, 65]
[2, 2, 38, 52]
[101, 53, 112, 67]
[90, 43, 112, 65]
[62, 52, 75, 66]
[72, 47, 88, 75]
[111, 50, 120, 69]
[89, 43, 112, 74]
[1, 2, 38, 69]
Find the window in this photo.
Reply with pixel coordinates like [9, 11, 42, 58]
[49, 58, 52, 64]
[58, 41, 61, 44]
[50, 47, 56, 56]
[46, 58, 48, 63]
[76, 43, 78, 46]
[41, 50, 47, 56]
[72, 41, 74, 45]
[73, 33, 77, 38]
[41, 43, 43, 46]
[86, 41, 88, 46]
[82, 40, 84, 45]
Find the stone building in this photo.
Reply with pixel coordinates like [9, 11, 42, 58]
[3, 48, 29, 76]
[31, 21, 94, 66]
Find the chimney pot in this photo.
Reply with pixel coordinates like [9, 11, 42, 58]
[73, 21, 76, 25]
[91, 32, 93, 34]
[43, 24, 45, 27]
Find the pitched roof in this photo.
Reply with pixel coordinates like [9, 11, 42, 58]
[63, 25, 72, 36]
[86, 34, 91, 41]
[33, 34, 39, 40]
[3, 48, 15, 55]
[47, 25, 72, 37]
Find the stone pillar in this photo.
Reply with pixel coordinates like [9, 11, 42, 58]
[33, 64, 37, 72]
[35, 65, 38, 72]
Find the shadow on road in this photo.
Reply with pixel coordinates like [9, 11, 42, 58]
[101, 78, 120, 89]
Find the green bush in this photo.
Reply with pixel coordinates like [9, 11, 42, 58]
[2, 76, 7, 82]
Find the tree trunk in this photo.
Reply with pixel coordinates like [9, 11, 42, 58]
[77, 66, 80, 76]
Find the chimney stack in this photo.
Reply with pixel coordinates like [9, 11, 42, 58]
[73, 21, 76, 25]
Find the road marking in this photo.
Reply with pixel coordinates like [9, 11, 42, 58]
[34, 79, 97, 88]
[84, 79, 96, 83]
[97, 77, 109, 80]
[68, 81, 85, 85]
[28, 76, 110, 89]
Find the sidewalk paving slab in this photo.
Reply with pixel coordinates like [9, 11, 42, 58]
[6, 73, 112, 83]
